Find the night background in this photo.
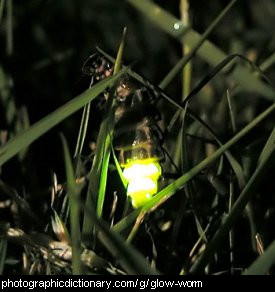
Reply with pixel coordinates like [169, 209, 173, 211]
[0, 0, 275, 275]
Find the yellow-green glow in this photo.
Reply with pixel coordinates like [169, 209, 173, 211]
[123, 160, 161, 180]
[127, 177, 157, 208]
[122, 159, 162, 208]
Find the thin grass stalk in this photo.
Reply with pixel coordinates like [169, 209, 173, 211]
[6, 0, 12, 55]
[180, 0, 191, 100]
[74, 102, 90, 178]
[260, 51, 275, 72]
[96, 27, 127, 218]
[0, 238, 7, 274]
[61, 135, 82, 275]
[0, 0, 5, 25]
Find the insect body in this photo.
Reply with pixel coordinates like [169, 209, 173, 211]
[82, 52, 164, 208]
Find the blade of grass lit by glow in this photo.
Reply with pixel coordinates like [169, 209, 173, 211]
[0, 69, 127, 167]
[82, 28, 127, 237]
[111, 145, 127, 189]
[97, 27, 127, 218]
[113, 103, 275, 233]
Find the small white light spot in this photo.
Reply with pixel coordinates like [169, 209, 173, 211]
[174, 22, 181, 30]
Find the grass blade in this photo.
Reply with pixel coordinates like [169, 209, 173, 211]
[258, 126, 275, 166]
[226, 90, 237, 133]
[260, 51, 275, 72]
[0, 0, 5, 26]
[0, 237, 7, 274]
[180, 0, 191, 100]
[0, 68, 127, 167]
[97, 27, 127, 217]
[111, 145, 127, 189]
[74, 102, 90, 159]
[61, 134, 82, 275]
[243, 239, 275, 275]
[6, 0, 13, 55]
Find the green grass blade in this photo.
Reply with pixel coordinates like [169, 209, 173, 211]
[112, 208, 140, 233]
[127, 0, 275, 101]
[74, 102, 90, 159]
[113, 104, 275, 233]
[61, 134, 82, 275]
[243, 239, 275, 275]
[96, 132, 112, 218]
[82, 104, 111, 237]
[258, 126, 275, 166]
[180, 0, 191, 100]
[173, 103, 188, 171]
[0, 69, 127, 167]
[0, 237, 7, 274]
[260, 51, 275, 72]
[190, 124, 275, 274]
[0, 0, 5, 26]
[226, 90, 237, 133]
[74, 102, 91, 178]
[6, 0, 12, 55]
[111, 145, 127, 189]
[97, 27, 127, 218]
[113, 27, 127, 75]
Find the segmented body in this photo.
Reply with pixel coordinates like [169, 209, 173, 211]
[82, 53, 164, 165]
[82, 52, 164, 207]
